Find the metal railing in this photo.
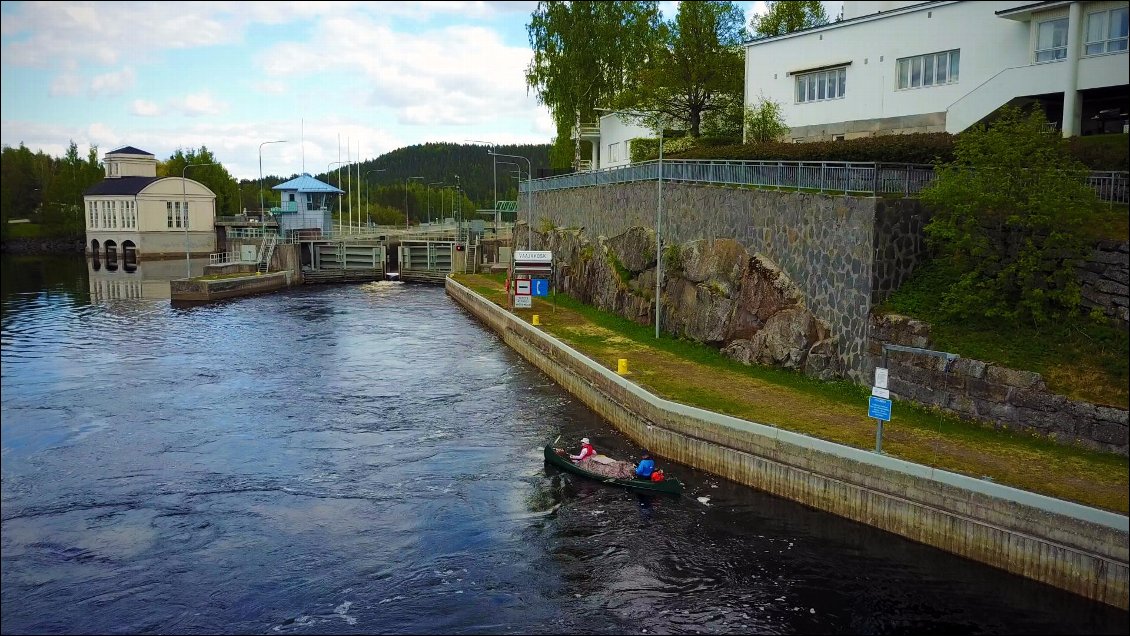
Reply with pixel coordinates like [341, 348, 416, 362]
[520, 159, 1129, 203]
[208, 251, 254, 265]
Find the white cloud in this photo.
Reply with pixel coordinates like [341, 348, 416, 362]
[49, 73, 83, 97]
[254, 80, 287, 95]
[89, 67, 136, 95]
[131, 100, 162, 117]
[172, 92, 226, 117]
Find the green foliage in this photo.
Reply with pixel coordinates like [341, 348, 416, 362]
[616, 1, 746, 138]
[526, 1, 662, 169]
[1067, 133, 1129, 170]
[1, 140, 101, 241]
[161, 147, 241, 215]
[538, 216, 557, 233]
[662, 243, 683, 273]
[878, 258, 1129, 407]
[920, 106, 1100, 323]
[668, 132, 957, 163]
[749, 0, 828, 38]
[608, 252, 632, 285]
[743, 96, 789, 144]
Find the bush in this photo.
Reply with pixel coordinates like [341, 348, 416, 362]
[667, 132, 956, 164]
[744, 97, 790, 144]
[1068, 133, 1129, 171]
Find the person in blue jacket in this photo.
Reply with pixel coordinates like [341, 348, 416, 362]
[634, 450, 655, 479]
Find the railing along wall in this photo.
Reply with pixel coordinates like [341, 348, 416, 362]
[520, 159, 1129, 203]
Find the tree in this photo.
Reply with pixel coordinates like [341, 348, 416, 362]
[617, 1, 745, 138]
[743, 96, 789, 143]
[920, 106, 1100, 323]
[160, 147, 241, 215]
[749, 1, 828, 38]
[526, 1, 662, 169]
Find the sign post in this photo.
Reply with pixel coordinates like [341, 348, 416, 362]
[510, 250, 552, 314]
[870, 367, 892, 453]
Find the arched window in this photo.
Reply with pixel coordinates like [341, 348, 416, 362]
[122, 240, 138, 272]
[104, 240, 118, 271]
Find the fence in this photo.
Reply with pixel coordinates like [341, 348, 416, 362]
[520, 159, 1129, 203]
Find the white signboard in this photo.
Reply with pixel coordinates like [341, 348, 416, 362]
[874, 367, 889, 390]
[515, 279, 531, 295]
[514, 250, 553, 263]
[871, 386, 890, 400]
[514, 295, 532, 309]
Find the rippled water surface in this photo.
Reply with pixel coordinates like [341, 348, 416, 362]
[2, 254, 1127, 634]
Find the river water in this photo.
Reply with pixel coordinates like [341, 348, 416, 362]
[2, 254, 1126, 635]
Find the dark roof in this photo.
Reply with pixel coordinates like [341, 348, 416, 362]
[83, 176, 161, 196]
[107, 146, 153, 156]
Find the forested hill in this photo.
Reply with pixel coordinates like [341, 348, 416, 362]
[309, 142, 552, 208]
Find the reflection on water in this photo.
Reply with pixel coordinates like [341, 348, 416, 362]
[1, 253, 1127, 635]
[88, 257, 210, 300]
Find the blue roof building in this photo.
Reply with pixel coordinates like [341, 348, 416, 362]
[271, 173, 344, 237]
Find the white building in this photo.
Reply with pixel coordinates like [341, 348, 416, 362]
[743, 0, 1129, 141]
[83, 146, 217, 262]
[571, 112, 654, 171]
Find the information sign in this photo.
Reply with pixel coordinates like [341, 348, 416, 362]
[532, 279, 549, 297]
[514, 250, 552, 263]
[874, 367, 889, 390]
[514, 295, 532, 309]
[868, 396, 892, 421]
[871, 386, 890, 400]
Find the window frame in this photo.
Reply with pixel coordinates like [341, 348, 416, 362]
[896, 49, 961, 91]
[795, 67, 847, 104]
[1035, 17, 1070, 63]
[1085, 7, 1129, 56]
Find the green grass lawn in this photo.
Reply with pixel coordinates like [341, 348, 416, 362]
[877, 259, 1129, 408]
[455, 273, 1128, 513]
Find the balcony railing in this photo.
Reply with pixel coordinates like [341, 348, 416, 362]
[571, 123, 600, 140]
[519, 159, 1129, 203]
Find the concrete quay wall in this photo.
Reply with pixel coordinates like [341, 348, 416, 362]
[445, 277, 1129, 609]
[170, 271, 292, 301]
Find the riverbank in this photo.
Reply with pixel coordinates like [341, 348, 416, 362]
[0, 237, 84, 253]
[447, 274, 1129, 608]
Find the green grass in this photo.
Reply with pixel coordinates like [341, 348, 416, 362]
[1087, 203, 1129, 243]
[878, 259, 1129, 407]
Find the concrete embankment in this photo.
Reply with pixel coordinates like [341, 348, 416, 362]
[170, 271, 293, 302]
[445, 276, 1130, 609]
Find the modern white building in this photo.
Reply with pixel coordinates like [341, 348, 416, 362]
[83, 146, 217, 262]
[743, 0, 1129, 141]
[571, 111, 654, 171]
[270, 173, 343, 237]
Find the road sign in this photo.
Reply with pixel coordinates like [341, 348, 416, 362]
[871, 386, 890, 399]
[514, 250, 552, 263]
[515, 279, 531, 295]
[531, 278, 549, 297]
[514, 295, 532, 309]
[868, 396, 892, 421]
[874, 367, 889, 389]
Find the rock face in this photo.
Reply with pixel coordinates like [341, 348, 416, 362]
[539, 225, 840, 379]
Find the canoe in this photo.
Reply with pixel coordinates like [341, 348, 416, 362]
[543, 445, 684, 495]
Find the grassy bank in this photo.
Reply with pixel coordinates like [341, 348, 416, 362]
[454, 273, 1128, 513]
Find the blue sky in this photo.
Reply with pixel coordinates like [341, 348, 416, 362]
[1, 1, 840, 181]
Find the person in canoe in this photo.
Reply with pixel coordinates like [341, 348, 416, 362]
[569, 437, 596, 463]
[634, 451, 656, 479]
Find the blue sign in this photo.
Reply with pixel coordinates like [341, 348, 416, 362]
[531, 278, 549, 297]
[868, 396, 892, 421]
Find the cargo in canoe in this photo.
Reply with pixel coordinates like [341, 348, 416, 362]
[543, 445, 684, 495]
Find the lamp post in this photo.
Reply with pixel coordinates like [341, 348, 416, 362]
[182, 162, 216, 278]
[364, 168, 386, 227]
[327, 161, 346, 229]
[404, 176, 423, 230]
[259, 140, 287, 220]
[487, 151, 532, 249]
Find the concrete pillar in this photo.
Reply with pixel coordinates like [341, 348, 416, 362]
[591, 140, 599, 171]
[1062, 1, 1083, 137]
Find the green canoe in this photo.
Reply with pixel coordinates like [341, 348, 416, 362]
[543, 445, 685, 495]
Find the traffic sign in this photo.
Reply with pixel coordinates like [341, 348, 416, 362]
[515, 279, 531, 295]
[514, 295, 532, 309]
[868, 396, 892, 421]
[531, 278, 549, 297]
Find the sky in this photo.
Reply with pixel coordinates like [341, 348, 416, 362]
[0, 1, 841, 181]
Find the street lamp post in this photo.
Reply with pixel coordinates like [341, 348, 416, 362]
[327, 162, 347, 229]
[259, 140, 287, 220]
[364, 168, 386, 227]
[404, 176, 424, 230]
[487, 151, 532, 249]
[182, 162, 216, 278]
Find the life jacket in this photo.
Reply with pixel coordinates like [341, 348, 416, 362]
[578, 443, 595, 459]
[650, 469, 665, 482]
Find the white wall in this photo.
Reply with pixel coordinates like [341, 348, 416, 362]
[599, 113, 653, 168]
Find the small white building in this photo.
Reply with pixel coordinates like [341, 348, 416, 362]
[270, 173, 343, 237]
[571, 112, 654, 171]
[743, 0, 1129, 141]
[83, 146, 217, 262]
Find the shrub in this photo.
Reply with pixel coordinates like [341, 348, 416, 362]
[1067, 133, 1129, 170]
[744, 97, 790, 144]
[667, 132, 956, 164]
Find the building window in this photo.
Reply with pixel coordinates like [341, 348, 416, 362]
[897, 49, 959, 90]
[1036, 18, 1069, 62]
[110, 201, 117, 228]
[608, 142, 620, 163]
[1085, 7, 1129, 55]
[167, 201, 174, 228]
[102, 201, 109, 227]
[184, 201, 189, 229]
[174, 201, 182, 228]
[796, 67, 846, 103]
[88, 201, 96, 228]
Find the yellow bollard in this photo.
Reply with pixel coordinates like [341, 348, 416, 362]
[617, 358, 629, 375]
[532, 314, 541, 326]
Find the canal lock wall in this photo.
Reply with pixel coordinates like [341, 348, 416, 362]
[445, 277, 1129, 609]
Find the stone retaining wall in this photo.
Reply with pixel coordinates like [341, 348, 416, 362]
[1080, 240, 1130, 326]
[445, 276, 1129, 609]
[870, 313, 1129, 455]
